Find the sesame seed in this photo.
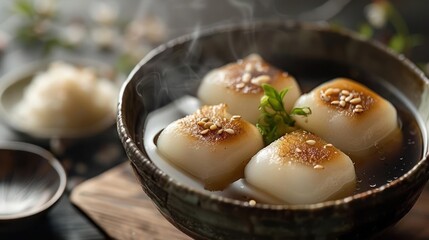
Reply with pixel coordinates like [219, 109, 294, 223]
[341, 90, 350, 95]
[231, 115, 242, 120]
[314, 164, 325, 170]
[200, 129, 209, 135]
[324, 88, 340, 95]
[323, 143, 333, 148]
[249, 200, 256, 206]
[340, 95, 346, 101]
[236, 82, 245, 89]
[217, 129, 224, 134]
[204, 122, 213, 129]
[331, 100, 340, 105]
[251, 75, 271, 85]
[295, 148, 302, 153]
[353, 108, 364, 113]
[224, 128, 235, 134]
[256, 64, 265, 72]
[355, 104, 363, 109]
[216, 122, 222, 128]
[201, 118, 209, 122]
[209, 124, 218, 130]
[321, 94, 330, 102]
[339, 100, 346, 107]
[345, 94, 354, 102]
[197, 121, 205, 126]
[306, 140, 316, 145]
[245, 63, 253, 72]
[350, 97, 362, 104]
[242, 73, 251, 83]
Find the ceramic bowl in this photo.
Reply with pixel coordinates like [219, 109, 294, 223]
[0, 58, 118, 139]
[117, 21, 429, 239]
[0, 141, 66, 231]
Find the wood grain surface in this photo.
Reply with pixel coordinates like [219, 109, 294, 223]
[70, 163, 429, 240]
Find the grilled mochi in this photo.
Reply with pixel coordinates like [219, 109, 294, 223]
[293, 78, 400, 157]
[245, 130, 356, 204]
[197, 54, 301, 124]
[157, 104, 264, 190]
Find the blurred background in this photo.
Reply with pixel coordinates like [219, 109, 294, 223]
[0, 0, 428, 76]
[0, 0, 428, 239]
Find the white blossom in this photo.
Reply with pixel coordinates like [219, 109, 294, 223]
[365, 2, 388, 29]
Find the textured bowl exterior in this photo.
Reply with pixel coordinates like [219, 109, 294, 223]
[117, 21, 429, 239]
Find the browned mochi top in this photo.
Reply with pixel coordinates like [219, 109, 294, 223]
[176, 104, 249, 144]
[317, 78, 379, 117]
[278, 130, 340, 166]
[216, 54, 292, 94]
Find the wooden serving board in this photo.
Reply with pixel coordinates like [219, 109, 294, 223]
[71, 163, 429, 240]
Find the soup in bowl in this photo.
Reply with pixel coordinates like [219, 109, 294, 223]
[117, 21, 429, 239]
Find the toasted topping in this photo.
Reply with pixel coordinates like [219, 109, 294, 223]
[214, 54, 293, 94]
[231, 115, 242, 120]
[341, 90, 350, 95]
[250, 75, 271, 86]
[350, 97, 362, 104]
[319, 79, 376, 115]
[278, 130, 340, 166]
[313, 164, 325, 170]
[323, 88, 340, 96]
[242, 73, 251, 83]
[224, 128, 235, 134]
[245, 63, 253, 72]
[236, 82, 245, 89]
[177, 104, 245, 141]
[323, 143, 333, 148]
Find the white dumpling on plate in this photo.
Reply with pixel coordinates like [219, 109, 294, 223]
[197, 54, 301, 124]
[157, 103, 264, 190]
[293, 78, 400, 157]
[245, 129, 356, 204]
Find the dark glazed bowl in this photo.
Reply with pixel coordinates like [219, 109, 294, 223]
[117, 21, 429, 239]
[0, 142, 66, 231]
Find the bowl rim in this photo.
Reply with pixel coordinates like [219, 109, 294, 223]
[0, 57, 118, 139]
[0, 141, 67, 220]
[118, 20, 429, 210]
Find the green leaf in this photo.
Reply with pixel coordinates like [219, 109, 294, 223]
[279, 88, 289, 100]
[257, 84, 311, 145]
[389, 34, 405, 53]
[290, 107, 312, 116]
[13, 0, 35, 17]
[358, 23, 374, 39]
[262, 84, 277, 99]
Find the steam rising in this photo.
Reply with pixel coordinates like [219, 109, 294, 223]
[132, 0, 355, 112]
